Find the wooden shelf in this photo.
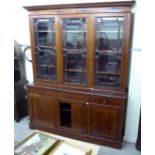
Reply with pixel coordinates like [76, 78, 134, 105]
[95, 80, 118, 87]
[64, 69, 119, 75]
[37, 74, 57, 79]
[96, 71, 120, 75]
[95, 49, 119, 54]
[37, 64, 56, 67]
[64, 69, 85, 72]
[36, 45, 55, 48]
[63, 30, 86, 33]
[67, 60, 83, 63]
[64, 48, 86, 51]
[96, 30, 123, 33]
[63, 49, 87, 55]
[61, 109, 71, 112]
[36, 30, 54, 32]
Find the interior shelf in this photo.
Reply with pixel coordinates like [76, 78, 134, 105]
[36, 45, 56, 48]
[63, 30, 86, 33]
[96, 71, 120, 75]
[96, 30, 123, 33]
[64, 69, 85, 72]
[37, 74, 57, 79]
[64, 69, 119, 75]
[61, 109, 71, 112]
[37, 64, 56, 67]
[95, 49, 120, 54]
[63, 49, 86, 53]
[35, 30, 53, 32]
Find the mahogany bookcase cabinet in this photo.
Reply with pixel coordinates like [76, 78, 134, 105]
[24, 1, 134, 148]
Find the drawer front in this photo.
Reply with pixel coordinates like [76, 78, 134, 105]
[28, 86, 88, 102]
[88, 95, 125, 107]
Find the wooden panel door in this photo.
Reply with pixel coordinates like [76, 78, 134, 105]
[55, 99, 87, 133]
[29, 94, 56, 128]
[88, 102, 124, 140]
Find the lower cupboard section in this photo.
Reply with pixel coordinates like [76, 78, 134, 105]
[88, 103, 124, 141]
[29, 95, 56, 128]
[28, 93, 125, 148]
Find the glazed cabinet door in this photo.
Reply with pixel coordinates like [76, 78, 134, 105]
[55, 99, 87, 133]
[61, 15, 89, 85]
[88, 102, 124, 140]
[29, 94, 56, 128]
[31, 17, 57, 81]
[94, 15, 126, 88]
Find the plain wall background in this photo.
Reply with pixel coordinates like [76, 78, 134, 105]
[14, 0, 141, 143]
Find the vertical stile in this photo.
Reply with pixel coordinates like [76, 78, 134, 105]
[55, 16, 63, 84]
[87, 16, 95, 88]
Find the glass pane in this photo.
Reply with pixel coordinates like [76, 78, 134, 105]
[62, 18, 87, 84]
[33, 18, 57, 80]
[94, 17, 124, 87]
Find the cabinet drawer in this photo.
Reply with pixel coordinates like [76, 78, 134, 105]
[105, 98, 125, 107]
[28, 87, 88, 102]
[46, 91, 87, 102]
[88, 96, 125, 107]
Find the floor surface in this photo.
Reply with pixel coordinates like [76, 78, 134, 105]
[14, 117, 141, 155]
